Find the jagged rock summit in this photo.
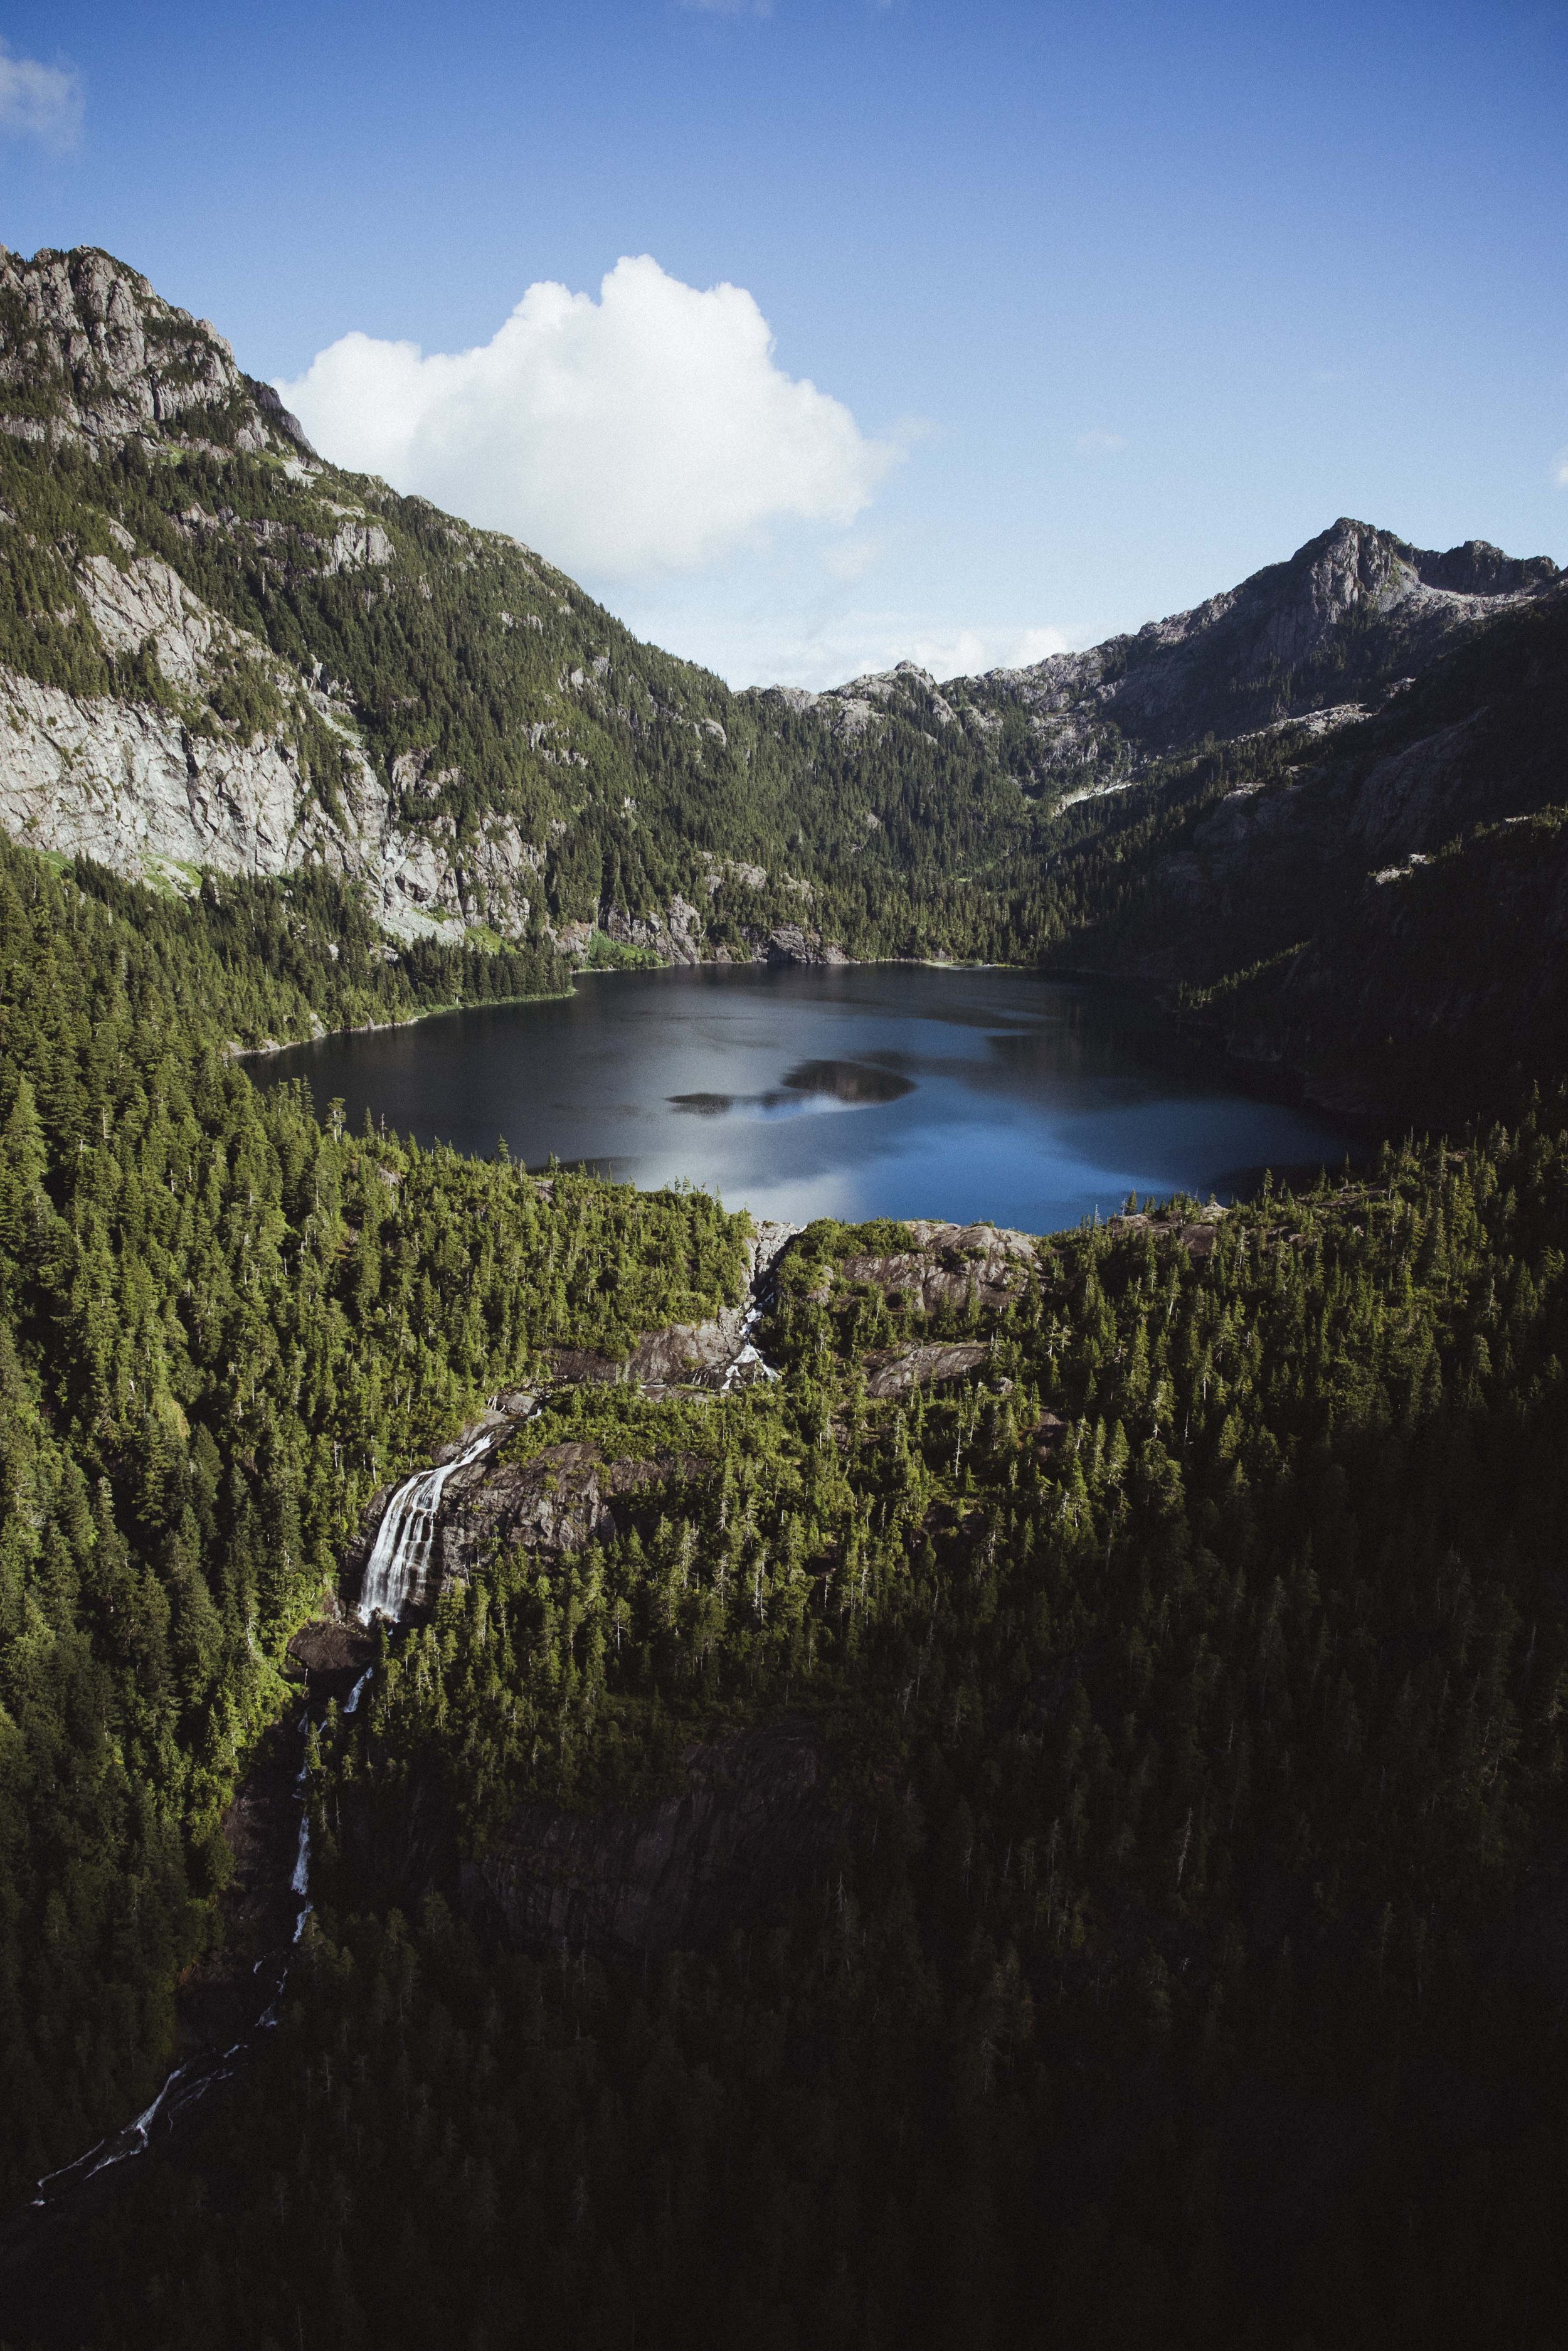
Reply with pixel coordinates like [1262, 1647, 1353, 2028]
[759, 519, 1560, 810]
[952, 515, 1560, 793]
[0, 243, 849, 963]
[0, 240, 1560, 1000]
[0, 244, 314, 458]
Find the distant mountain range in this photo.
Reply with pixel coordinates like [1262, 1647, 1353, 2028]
[1, 242, 1564, 1118]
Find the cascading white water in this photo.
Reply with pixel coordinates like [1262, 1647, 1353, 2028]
[22, 1258, 795, 2222]
[23, 1430, 513, 2217]
[290, 1747, 313, 1941]
[356, 1431, 497, 1624]
[719, 1302, 780, 1393]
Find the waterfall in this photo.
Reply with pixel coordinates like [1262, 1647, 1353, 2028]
[356, 1431, 497, 1624]
[19, 1428, 512, 2217]
[24, 1706, 316, 2210]
[290, 1782, 312, 1940]
[290, 1812, 310, 1897]
[719, 1302, 780, 1392]
[18, 1263, 793, 2224]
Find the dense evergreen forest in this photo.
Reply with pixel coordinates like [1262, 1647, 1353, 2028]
[1, 814, 1565, 2343]
[4, 243, 1568, 2350]
[0, 832, 744, 2212]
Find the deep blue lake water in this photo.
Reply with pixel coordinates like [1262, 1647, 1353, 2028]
[255, 963, 1360, 1234]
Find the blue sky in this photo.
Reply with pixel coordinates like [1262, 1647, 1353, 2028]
[3, 0, 1565, 686]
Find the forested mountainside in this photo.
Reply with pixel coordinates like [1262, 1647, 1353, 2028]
[0, 241, 1058, 973]
[3, 238, 1568, 2351]
[0, 809, 1565, 2346]
[3, 242, 1565, 1117]
[0, 830, 746, 2215]
[1051, 585, 1568, 1118]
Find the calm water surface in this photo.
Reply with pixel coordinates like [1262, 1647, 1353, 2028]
[257, 965, 1360, 1233]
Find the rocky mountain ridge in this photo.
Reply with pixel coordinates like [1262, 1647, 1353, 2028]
[0, 243, 315, 460]
[2, 241, 1565, 1115]
[790, 518, 1560, 809]
[0, 244, 852, 965]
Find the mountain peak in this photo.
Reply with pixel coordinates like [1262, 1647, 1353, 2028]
[0, 242, 314, 460]
[953, 514, 1560, 781]
[1286, 514, 1557, 604]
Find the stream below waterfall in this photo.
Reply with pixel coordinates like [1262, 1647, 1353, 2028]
[4, 1702, 317, 2253]
[4, 1231, 790, 2253]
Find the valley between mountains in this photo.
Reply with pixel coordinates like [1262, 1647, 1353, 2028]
[2, 243, 1568, 2351]
[3, 243, 1565, 1123]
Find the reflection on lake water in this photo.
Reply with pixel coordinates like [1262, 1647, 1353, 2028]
[670, 1056, 918, 1119]
[253, 963, 1362, 1234]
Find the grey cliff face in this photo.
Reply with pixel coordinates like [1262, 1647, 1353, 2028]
[465, 1720, 845, 1959]
[0, 243, 843, 969]
[958, 517, 1560, 802]
[818, 1220, 1039, 1318]
[0, 245, 312, 457]
[434, 1440, 709, 1587]
[0, 649, 538, 943]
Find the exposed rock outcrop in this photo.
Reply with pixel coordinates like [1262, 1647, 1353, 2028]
[549, 1312, 751, 1389]
[465, 1719, 845, 1958]
[862, 1339, 992, 1397]
[828, 1220, 1039, 1315]
[286, 1617, 376, 1704]
[435, 1439, 707, 1584]
[0, 662, 547, 941]
[1101, 1205, 1225, 1257]
[0, 242, 313, 456]
[0, 667, 341, 891]
[547, 1218, 796, 1394]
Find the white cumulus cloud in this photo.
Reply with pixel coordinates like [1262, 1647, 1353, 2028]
[0, 38, 83, 149]
[279, 255, 898, 581]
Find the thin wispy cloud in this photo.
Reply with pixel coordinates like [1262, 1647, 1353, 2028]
[680, 0, 773, 16]
[909, 622, 1073, 677]
[281, 256, 899, 581]
[635, 606, 1079, 691]
[1554, 447, 1568, 489]
[822, 536, 881, 584]
[0, 38, 83, 150]
[1075, 427, 1126, 455]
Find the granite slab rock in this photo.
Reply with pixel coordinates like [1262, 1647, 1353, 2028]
[464, 1719, 845, 1959]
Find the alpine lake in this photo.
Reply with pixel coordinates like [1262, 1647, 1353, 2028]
[254, 963, 1361, 1234]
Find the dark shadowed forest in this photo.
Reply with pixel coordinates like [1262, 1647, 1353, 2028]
[2, 829, 1566, 2348]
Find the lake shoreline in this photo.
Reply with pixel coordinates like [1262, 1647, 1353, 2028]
[248, 961, 1367, 1237]
[232, 952, 1049, 1062]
